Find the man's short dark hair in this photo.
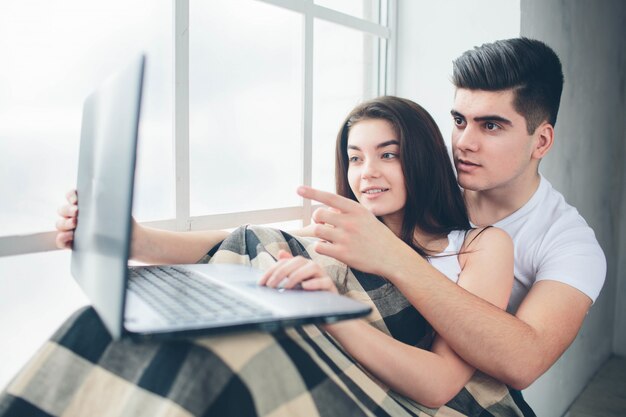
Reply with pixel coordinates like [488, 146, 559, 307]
[452, 37, 564, 134]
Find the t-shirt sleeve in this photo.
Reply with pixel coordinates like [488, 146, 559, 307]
[535, 220, 606, 303]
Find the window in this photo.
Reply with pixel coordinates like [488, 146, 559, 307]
[0, 0, 395, 253]
[0, 0, 173, 250]
[313, 19, 382, 191]
[189, 0, 304, 217]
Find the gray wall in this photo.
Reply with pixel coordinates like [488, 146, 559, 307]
[617, 131, 626, 356]
[521, 1, 626, 415]
[394, 1, 520, 150]
[396, 1, 626, 416]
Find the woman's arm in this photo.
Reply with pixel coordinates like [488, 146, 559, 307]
[130, 222, 228, 265]
[323, 319, 471, 408]
[262, 227, 514, 407]
[56, 189, 228, 264]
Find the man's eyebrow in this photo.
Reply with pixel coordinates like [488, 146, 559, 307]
[347, 140, 399, 151]
[450, 109, 513, 126]
[475, 115, 513, 126]
[450, 109, 464, 118]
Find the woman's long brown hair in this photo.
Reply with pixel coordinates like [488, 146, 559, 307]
[335, 96, 470, 257]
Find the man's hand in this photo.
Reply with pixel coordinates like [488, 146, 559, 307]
[297, 186, 408, 276]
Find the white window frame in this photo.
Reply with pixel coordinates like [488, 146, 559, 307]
[0, 0, 396, 257]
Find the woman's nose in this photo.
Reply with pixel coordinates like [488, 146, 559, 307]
[361, 159, 381, 178]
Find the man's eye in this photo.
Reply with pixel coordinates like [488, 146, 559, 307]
[485, 122, 499, 131]
[453, 117, 465, 126]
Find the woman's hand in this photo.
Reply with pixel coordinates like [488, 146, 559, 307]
[55, 189, 78, 249]
[55, 189, 141, 253]
[259, 250, 338, 293]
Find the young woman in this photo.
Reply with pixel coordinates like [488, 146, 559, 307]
[259, 96, 514, 407]
[49, 96, 522, 415]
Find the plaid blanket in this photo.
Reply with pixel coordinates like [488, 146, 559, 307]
[0, 225, 534, 417]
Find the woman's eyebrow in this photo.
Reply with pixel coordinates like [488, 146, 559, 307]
[376, 140, 400, 149]
[348, 140, 399, 151]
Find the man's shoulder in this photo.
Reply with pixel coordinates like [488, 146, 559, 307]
[534, 177, 599, 235]
[499, 177, 589, 239]
[532, 179, 587, 226]
[499, 176, 603, 266]
[508, 177, 606, 305]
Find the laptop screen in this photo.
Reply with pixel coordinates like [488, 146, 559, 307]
[71, 55, 145, 339]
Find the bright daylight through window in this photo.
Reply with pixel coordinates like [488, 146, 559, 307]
[0, 0, 394, 256]
[0, 0, 393, 390]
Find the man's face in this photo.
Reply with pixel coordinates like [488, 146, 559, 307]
[451, 88, 538, 193]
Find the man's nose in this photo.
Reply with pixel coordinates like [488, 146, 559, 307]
[454, 126, 480, 152]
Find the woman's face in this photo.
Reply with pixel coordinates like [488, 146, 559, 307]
[347, 118, 406, 226]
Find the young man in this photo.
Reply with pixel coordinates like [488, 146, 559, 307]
[299, 37, 606, 389]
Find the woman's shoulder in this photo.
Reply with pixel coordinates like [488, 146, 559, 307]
[457, 227, 513, 270]
[461, 226, 511, 252]
[456, 226, 514, 311]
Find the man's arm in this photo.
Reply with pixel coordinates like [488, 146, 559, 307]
[297, 186, 592, 389]
[391, 248, 591, 389]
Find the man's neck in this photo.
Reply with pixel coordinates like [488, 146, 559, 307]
[464, 171, 541, 227]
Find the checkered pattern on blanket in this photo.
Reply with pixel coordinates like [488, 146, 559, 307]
[0, 225, 534, 417]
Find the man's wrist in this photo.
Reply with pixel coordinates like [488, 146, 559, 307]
[379, 240, 427, 285]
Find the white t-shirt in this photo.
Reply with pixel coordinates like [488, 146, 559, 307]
[429, 230, 465, 284]
[484, 175, 606, 313]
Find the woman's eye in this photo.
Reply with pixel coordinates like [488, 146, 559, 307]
[382, 152, 397, 160]
[348, 155, 359, 163]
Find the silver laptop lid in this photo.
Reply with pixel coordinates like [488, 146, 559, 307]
[71, 55, 145, 339]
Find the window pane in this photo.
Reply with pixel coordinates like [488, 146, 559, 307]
[0, 0, 173, 236]
[312, 20, 380, 193]
[315, 0, 381, 24]
[189, 0, 303, 216]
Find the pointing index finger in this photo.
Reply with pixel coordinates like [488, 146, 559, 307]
[297, 186, 357, 213]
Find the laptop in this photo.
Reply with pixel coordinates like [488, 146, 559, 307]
[71, 54, 371, 340]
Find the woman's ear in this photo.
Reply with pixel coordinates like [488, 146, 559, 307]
[532, 122, 554, 160]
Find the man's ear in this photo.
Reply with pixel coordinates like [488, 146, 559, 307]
[532, 122, 554, 160]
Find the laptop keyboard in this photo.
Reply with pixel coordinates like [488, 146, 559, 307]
[128, 265, 274, 325]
